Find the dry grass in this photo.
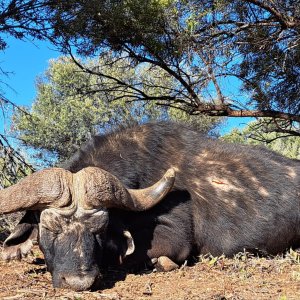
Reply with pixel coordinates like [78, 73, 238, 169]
[0, 248, 299, 300]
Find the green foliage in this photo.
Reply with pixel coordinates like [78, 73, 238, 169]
[168, 107, 221, 134]
[222, 121, 300, 159]
[0, 0, 53, 50]
[51, 0, 173, 56]
[13, 56, 220, 164]
[7, 0, 300, 169]
[0, 142, 33, 188]
[12, 57, 156, 162]
[45, 0, 300, 135]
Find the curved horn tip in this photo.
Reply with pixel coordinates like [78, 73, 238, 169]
[164, 168, 176, 179]
[126, 167, 177, 211]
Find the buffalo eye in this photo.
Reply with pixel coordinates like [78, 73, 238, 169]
[81, 210, 109, 234]
[83, 216, 108, 234]
[40, 210, 63, 234]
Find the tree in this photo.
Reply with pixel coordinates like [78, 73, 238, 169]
[13, 56, 220, 164]
[2, 0, 300, 179]
[223, 120, 300, 159]
[44, 0, 300, 136]
[0, 0, 58, 50]
[0, 136, 33, 188]
[0, 0, 64, 186]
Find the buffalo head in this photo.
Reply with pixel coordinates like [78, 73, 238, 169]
[0, 167, 175, 291]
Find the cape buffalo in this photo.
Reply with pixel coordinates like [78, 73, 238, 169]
[1, 122, 300, 291]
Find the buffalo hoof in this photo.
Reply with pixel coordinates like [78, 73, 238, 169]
[152, 256, 179, 272]
[1, 239, 33, 261]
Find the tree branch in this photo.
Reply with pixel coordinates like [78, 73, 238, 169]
[123, 45, 202, 106]
[243, 0, 299, 28]
[194, 103, 300, 123]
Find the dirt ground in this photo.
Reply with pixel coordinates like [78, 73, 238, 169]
[0, 247, 299, 300]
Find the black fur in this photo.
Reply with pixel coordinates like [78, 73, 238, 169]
[61, 122, 300, 256]
[5, 121, 300, 290]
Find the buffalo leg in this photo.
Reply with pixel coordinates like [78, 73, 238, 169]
[151, 256, 179, 272]
[2, 211, 39, 261]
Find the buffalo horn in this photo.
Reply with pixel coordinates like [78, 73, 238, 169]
[0, 168, 72, 214]
[76, 167, 176, 211]
[127, 168, 176, 211]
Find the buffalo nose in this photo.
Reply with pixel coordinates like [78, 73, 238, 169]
[62, 274, 99, 291]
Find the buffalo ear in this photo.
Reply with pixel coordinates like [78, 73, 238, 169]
[123, 230, 135, 257]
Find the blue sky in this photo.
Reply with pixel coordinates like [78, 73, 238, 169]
[0, 36, 251, 135]
[0, 36, 60, 107]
